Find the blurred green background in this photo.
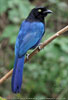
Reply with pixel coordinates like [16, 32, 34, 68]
[0, 0, 68, 100]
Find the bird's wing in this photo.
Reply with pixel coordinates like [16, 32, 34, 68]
[15, 21, 44, 57]
[19, 33, 40, 56]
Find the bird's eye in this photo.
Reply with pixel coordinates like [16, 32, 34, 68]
[38, 9, 42, 12]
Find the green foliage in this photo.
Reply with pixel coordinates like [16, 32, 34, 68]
[0, 0, 34, 44]
[48, 0, 68, 20]
[1, 25, 19, 44]
[0, 97, 6, 100]
[0, 0, 8, 15]
[8, 0, 34, 23]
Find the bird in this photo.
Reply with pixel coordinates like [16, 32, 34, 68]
[11, 6, 52, 93]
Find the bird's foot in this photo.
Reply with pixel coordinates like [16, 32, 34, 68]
[26, 53, 29, 59]
[38, 43, 43, 50]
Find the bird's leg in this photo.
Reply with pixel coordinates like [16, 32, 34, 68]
[38, 43, 43, 50]
[26, 53, 30, 59]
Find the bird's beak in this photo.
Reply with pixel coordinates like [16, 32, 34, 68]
[44, 9, 53, 14]
[46, 9, 53, 13]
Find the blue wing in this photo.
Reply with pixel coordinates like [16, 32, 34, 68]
[15, 21, 45, 57]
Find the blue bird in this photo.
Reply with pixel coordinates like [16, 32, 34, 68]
[11, 7, 52, 93]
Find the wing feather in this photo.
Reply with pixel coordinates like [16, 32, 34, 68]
[19, 33, 39, 56]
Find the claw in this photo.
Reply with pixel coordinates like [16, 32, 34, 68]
[38, 45, 41, 50]
[38, 43, 43, 50]
[26, 53, 29, 59]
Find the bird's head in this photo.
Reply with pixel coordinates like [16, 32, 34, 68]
[26, 6, 52, 22]
[32, 7, 52, 17]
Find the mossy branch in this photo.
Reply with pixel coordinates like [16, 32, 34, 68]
[0, 25, 68, 84]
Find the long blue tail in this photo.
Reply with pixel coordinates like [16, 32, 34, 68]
[11, 55, 25, 93]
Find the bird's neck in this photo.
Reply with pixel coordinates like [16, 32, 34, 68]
[26, 13, 45, 24]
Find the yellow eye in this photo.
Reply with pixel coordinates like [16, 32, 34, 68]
[38, 9, 42, 12]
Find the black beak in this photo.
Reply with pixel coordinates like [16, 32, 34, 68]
[44, 9, 53, 14]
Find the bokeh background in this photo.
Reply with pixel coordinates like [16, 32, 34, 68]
[0, 0, 68, 99]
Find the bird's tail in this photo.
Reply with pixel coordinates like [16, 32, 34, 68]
[11, 55, 25, 93]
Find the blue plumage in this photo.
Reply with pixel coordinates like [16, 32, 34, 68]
[12, 55, 25, 93]
[11, 7, 52, 93]
[18, 21, 45, 56]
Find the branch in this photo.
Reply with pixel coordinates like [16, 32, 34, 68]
[0, 26, 68, 84]
[56, 86, 68, 100]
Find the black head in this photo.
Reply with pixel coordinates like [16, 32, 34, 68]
[26, 7, 52, 23]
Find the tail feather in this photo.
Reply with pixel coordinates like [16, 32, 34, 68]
[11, 55, 25, 93]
